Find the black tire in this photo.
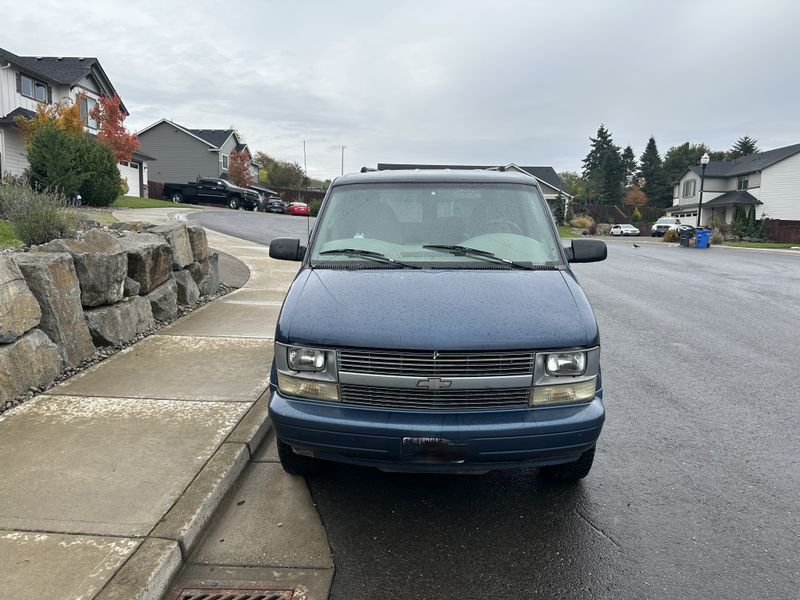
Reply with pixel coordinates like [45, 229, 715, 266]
[540, 445, 595, 481]
[171, 192, 183, 204]
[277, 438, 322, 476]
[228, 197, 240, 210]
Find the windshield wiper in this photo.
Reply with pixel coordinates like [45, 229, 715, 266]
[422, 244, 537, 270]
[318, 248, 420, 269]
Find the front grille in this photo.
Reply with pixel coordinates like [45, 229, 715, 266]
[340, 384, 530, 409]
[338, 349, 535, 377]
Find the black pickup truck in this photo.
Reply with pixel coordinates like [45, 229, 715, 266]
[163, 177, 261, 210]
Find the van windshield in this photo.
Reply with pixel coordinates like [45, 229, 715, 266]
[309, 182, 562, 268]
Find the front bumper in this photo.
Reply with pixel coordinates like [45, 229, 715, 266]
[268, 391, 605, 473]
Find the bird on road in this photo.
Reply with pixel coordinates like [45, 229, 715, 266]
[633, 243, 640, 248]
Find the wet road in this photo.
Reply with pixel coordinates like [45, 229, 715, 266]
[303, 242, 800, 599]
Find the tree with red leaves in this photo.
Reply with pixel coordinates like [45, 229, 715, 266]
[228, 148, 253, 188]
[90, 94, 140, 162]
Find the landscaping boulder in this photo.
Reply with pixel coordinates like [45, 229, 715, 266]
[0, 329, 63, 403]
[13, 252, 95, 367]
[145, 277, 178, 321]
[150, 224, 193, 270]
[186, 225, 209, 262]
[124, 277, 141, 297]
[84, 297, 155, 347]
[0, 256, 41, 343]
[117, 233, 173, 293]
[174, 269, 200, 306]
[109, 221, 145, 233]
[37, 229, 127, 307]
[187, 260, 209, 286]
[198, 253, 220, 297]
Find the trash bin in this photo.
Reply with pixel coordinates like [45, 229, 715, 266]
[679, 229, 693, 247]
[695, 228, 711, 249]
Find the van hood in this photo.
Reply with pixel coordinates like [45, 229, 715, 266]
[277, 268, 598, 351]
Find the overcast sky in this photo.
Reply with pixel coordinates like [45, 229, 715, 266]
[3, 0, 799, 179]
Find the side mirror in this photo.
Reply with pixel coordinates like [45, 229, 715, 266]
[565, 238, 607, 263]
[269, 237, 306, 261]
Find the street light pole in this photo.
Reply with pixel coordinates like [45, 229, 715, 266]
[697, 152, 710, 228]
[341, 145, 345, 176]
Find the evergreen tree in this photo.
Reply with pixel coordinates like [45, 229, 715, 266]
[580, 124, 624, 204]
[581, 124, 615, 176]
[638, 137, 671, 208]
[600, 147, 624, 204]
[621, 145, 637, 188]
[663, 142, 713, 189]
[729, 136, 760, 159]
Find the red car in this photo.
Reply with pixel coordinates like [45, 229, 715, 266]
[285, 202, 310, 216]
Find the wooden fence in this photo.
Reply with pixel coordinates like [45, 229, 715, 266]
[148, 180, 164, 200]
[763, 219, 800, 243]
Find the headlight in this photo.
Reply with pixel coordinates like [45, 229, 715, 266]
[530, 378, 596, 406]
[278, 373, 340, 401]
[545, 351, 586, 376]
[288, 347, 326, 371]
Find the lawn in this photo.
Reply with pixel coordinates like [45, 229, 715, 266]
[0, 220, 22, 248]
[722, 241, 798, 249]
[558, 225, 580, 238]
[112, 196, 198, 209]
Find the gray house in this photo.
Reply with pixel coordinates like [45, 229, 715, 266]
[137, 119, 260, 187]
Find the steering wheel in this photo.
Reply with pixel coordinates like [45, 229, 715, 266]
[473, 219, 525, 236]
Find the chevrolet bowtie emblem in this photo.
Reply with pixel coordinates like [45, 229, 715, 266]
[417, 377, 452, 391]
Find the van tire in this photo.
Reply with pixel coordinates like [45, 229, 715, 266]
[277, 437, 322, 476]
[540, 445, 595, 481]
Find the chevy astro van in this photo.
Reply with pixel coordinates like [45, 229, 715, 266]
[268, 169, 607, 481]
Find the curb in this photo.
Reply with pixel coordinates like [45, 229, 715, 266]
[95, 538, 182, 600]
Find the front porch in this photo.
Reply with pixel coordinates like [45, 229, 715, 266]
[665, 190, 761, 227]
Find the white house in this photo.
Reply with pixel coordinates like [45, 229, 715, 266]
[666, 143, 800, 227]
[0, 46, 151, 196]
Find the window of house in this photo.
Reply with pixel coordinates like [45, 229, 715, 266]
[682, 179, 696, 198]
[79, 97, 98, 129]
[737, 175, 749, 190]
[222, 154, 229, 169]
[20, 74, 48, 102]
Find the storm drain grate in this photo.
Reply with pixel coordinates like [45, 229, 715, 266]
[176, 589, 295, 600]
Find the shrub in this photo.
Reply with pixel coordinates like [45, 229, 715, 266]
[76, 135, 123, 206]
[570, 215, 594, 229]
[663, 229, 678, 243]
[119, 177, 129, 196]
[632, 207, 642, 221]
[308, 198, 322, 217]
[0, 184, 74, 245]
[25, 122, 88, 195]
[588, 223, 597, 235]
[711, 230, 724, 245]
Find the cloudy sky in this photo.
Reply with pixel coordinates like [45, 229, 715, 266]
[3, 0, 799, 179]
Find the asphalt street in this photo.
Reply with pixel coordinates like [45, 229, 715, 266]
[193, 210, 800, 600]
[188, 208, 316, 246]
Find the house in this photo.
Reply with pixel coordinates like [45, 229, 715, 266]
[376, 163, 572, 211]
[0, 46, 151, 196]
[666, 143, 800, 227]
[137, 119, 262, 192]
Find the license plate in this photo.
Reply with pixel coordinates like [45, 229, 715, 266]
[402, 437, 466, 462]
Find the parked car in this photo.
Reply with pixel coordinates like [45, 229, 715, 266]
[267, 169, 608, 481]
[162, 177, 260, 210]
[264, 197, 286, 214]
[285, 201, 310, 216]
[610, 224, 640, 236]
[651, 217, 681, 237]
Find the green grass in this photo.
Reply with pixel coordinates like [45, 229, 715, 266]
[558, 225, 580, 238]
[111, 196, 198, 209]
[0, 220, 22, 248]
[722, 241, 798, 249]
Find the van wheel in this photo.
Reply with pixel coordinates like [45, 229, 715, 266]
[171, 192, 183, 204]
[228, 197, 240, 210]
[540, 446, 595, 481]
[277, 438, 322, 476]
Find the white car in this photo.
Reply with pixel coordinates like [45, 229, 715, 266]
[610, 224, 640, 236]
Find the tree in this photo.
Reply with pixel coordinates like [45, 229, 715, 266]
[580, 125, 624, 204]
[265, 160, 306, 188]
[729, 136, 760, 159]
[25, 122, 88, 194]
[76, 134, 124, 206]
[638, 137, 671, 208]
[624, 186, 648, 208]
[599, 148, 624, 204]
[549, 192, 566, 224]
[90, 94, 139, 162]
[228, 148, 253, 188]
[621, 145, 637, 188]
[581, 124, 615, 176]
[17, 94, 86, 143]
[662, 142, 713, 189]
[558, 170, 584, 199]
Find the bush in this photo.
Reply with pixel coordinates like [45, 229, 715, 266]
[0, 183, 73, 245]
[308, 198, 322, 217]
[632, 207, 642, 221]
[663, 229, 678, 243]
[569, 215, 594, 229]
[711, 230, 724, 245]
[76, 135, 123, 206]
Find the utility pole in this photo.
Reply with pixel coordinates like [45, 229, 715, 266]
[341, 145, 346, 175]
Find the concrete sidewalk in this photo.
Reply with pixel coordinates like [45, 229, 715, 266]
[0, 208, 331, 599]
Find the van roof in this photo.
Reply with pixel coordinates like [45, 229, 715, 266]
[332, 169, 541, 187]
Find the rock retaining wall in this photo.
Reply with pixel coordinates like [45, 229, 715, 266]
[0, 221, 220, 406]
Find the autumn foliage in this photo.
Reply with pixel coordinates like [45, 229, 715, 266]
[17, 93, 86, 143]
[624, 185, 648, 207]
[90, 94, 140, 162]
[228, 148, 253, 188]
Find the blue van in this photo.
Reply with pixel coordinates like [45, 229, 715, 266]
[268, 169, 607, 481]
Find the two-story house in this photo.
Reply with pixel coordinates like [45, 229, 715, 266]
[666, 143, 800, 227]
[136, 119, 263, 193]
[0, 46, 152, 196]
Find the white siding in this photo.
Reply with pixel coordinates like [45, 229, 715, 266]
[759, 152, 800, 220]
[0, 66, 41, 116]
[0, 126, 29, 176]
